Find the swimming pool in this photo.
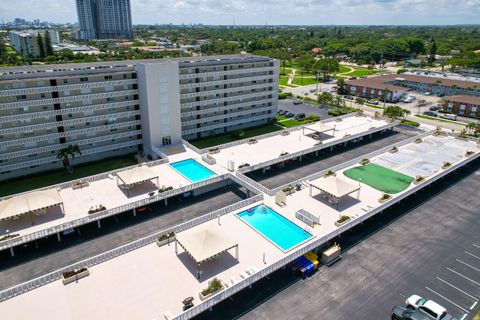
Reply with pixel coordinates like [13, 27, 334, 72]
[237, 205, 313, 251]
[170, 159, 216, 183]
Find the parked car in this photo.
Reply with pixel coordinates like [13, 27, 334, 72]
[440, 114, 457, 120]
[349, 77, 357, 80]
[424, 92, 432, 96]
[423, 111, 438, 117]
[366, 99, 379, 105]
[429, 105, 443, 111]
[406, 295, 457, 320]
[277, 109, 284, 114]
[309, 89, 317, 93]
[392, 305, 434, 320]
[286, 112, 295, 118]
[280, 110, 289, 116]
[294, 113, 306, 120]
[402, 95, 416, 103]
[293, 99, 303, 105]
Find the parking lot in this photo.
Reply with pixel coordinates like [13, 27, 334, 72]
[195, 160, 480, 320]
[277, 99, 332, 120]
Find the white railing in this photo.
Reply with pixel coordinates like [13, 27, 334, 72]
[235, 172, 274, 196]
[173, 150, 480, 320]
[181, 106, 275, 126]
[0, 173, 250, 251]
[180, 74, 273, 90]
[182, 113, 274, 135]
[180, 83, 273, 99]
[0, 120, 141, 148]
[178, 66, 274, 80]
[237, 121, 400, 174]
[0, 79, 137, 97]
[0, 90, 138, 110]
[181, 91, 273, 109]
[0, 193, 264, 302]
[0, 110, 140, 135]
[295, 209, 319, 227]
[270, 130, 432, 195]
[181, 99, 272, 117]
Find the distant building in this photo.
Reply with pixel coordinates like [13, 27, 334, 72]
[444, 95, 480, 117]
[311, 48, 321, 55]
[76, 0, 133, 40]
[8, 30, 60, 57]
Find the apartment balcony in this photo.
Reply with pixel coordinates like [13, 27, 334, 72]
[0, 120, 141, 148]
[0, 100, 138, 122]
[181, 105, 275, 126]
[180, 91, 274, 109]
[0, 140, 142, 172]
[179, 74, 274, 90]
[181, 113, 273, 135]
[0, 79, 138, 97]
[0, 130, 142, 161]
[178, 66, 275, 80]
[0, 89, 139, 110]
[180, 98, 272, 117]
[0, 110, 140, 135]
[180, 83, 273, 99]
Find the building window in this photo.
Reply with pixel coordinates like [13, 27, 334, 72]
[63, 79, 68, 84]
[40, 93, 46, 98]
[16, 95, 27, 100]
[104, 75, 113, 80]
[80, 77, 88, 82]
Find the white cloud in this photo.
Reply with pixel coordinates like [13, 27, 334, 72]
[0, 0, 479, 25]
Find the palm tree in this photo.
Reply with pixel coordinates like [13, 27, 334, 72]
[466, 123, 480, 137]
[57, 145, 82, 174]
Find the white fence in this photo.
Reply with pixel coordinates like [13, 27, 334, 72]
[0, 194, 264, 302]
[173, 150, 480, 320]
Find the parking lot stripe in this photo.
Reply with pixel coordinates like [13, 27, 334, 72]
[425, 286, 469, 313]
[456, 259, 480, 272]
[436, 277, 479, 301]
[465, 251, 480, 260]
[447, 267, 480, 286]
[473, 244, 480, 249]
[460, 314, 468, 320]
[471, 301, 478, 310]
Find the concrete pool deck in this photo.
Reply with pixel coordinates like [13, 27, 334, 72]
[1, 132, 478, 319]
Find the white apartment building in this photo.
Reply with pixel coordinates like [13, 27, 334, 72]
[8, 30, 61, 57]
[0, 54, 279, 180]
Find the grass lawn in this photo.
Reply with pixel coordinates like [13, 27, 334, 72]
[188, 123, 283, 149]
[279, 119, 304, 128]
[336, 65, 352, 74]
[292, 76, 318, 86]
[343, 163, 414, 194]
[344, 68, 386, 77]
[0, 156, 138, 197]
[279, 76, 290, 86]
[415, 114, 466, 126]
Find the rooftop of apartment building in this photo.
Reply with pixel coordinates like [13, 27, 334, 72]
[347, 73, 480, 90]
[444, 94, 480, 105]
[0, 54, 276, 79]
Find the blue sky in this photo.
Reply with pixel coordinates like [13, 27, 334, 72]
[1, 0, 480, 25]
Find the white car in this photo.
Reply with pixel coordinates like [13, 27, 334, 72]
[424, 92, 432, 96]
[406, 295, 455, 320]
[440, 113, 457, 121]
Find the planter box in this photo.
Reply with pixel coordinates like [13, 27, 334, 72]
[334, 217, 351, 227]
[282, 189, 295, 196]
[199, 286, 224, 301]
[379, 196, 391, 203]
[62, 269, 90, 285]
[413, 179, 425, 185]
[388, 148, 398, 154]
[156, 236, 176, 247]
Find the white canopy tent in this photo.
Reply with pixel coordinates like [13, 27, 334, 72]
[175, 223, 239, 279]
[0, 188, 64, 224]
[303, 122, 335, 138]
[116, 165, 159, 196]
[309, 176, 360, 209]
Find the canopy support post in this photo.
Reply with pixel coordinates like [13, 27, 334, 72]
[10, 247, 14, 257]
[197, 263, 200, 279]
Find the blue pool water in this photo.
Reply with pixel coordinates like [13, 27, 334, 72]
[170, 159, 216, 183]
[237, 205, 313, 251]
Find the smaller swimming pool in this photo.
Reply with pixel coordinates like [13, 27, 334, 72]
[170, 159, 216, 183]
[237, 205, 313, 251]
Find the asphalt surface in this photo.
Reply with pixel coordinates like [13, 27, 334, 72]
[246, 126, 420, 190]
[277, 99, 332, 120]
[0, 182, 247, 291]
[195, 158, 480, 320]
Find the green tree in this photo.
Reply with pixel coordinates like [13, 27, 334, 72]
[37, 34, 45, 59]
[383, 105, 411, 119]
[317, 92, 334, 105]
[336, 78, 347, 95]
[44, 31, 54, 57]
[429, 39, 437, 65]
[57, 145, 82, 174]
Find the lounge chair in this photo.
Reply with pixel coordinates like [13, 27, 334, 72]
[164, 311, 173, 320]
[240, 271, 248, 279]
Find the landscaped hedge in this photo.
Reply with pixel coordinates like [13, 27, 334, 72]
[401, 119, 420, 127]
[278, 92, 293, 100]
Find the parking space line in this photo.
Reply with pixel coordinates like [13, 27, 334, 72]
[447, 267, 480, 286]
[471, 301, 478, 310]
[425, 286, 469, 313]
[456, 259, 480, 272]
[465, 251, 480, 260]
[460, 314, 468, 320]
[436, 277, 479, 301]
[473, 244, 480, 249]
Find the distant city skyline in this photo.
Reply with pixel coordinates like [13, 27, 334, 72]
[1, 0, 480, 26]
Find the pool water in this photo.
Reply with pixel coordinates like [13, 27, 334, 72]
[237, 205, 313, 251]
[170, 159, 216, 183]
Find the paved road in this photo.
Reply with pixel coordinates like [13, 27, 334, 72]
[196, 159, 480, 320]
[246, 126, 420, 189]
[277, 99, 332, 120]
[0, 183, 247, 291]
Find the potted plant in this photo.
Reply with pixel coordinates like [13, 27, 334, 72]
[282, 185, 295, 196]
[0, 233, 20, 242]
[413, 176, 425, 185]
[442, 162, 452, 169]
[156, 232, 176, 247]
[359, 158, 370, 165]
[389, 146, 398, 154]
[199, 278, 224, 301]
[465, 150, 475, 157]
[324, 170, 336, 177]
[379, 193, 392, 203]
[62, 267, 90, 285]
[334, 215, 351, 227]
[158, 186, 173, 193]
[413, 138, 422, 144]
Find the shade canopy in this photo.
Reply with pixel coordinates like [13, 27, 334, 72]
[116, 165, 158, 187]
[176, 223, 238, 264]
[0, 188, 63, 221]
[309, 176, 360, 199]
